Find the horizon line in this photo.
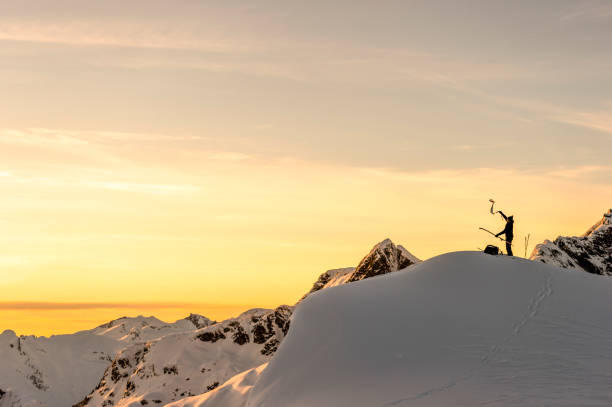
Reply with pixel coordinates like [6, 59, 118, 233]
[0, 301, 256, 311]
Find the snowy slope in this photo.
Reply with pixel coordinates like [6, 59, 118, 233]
[248, 252, 612, 407]
[165, 364, 267, 407]
[75, 307, 291, 407]
[531, 209, 612, 275]
[0, 315, 211, 407]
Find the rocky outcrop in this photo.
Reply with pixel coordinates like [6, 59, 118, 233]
[348, 238, 420, 282]
[301, 239, 420, 300]
[530, 209, 612, 275]
[300, 267, 355, 300]
[184, 314, 215, 329]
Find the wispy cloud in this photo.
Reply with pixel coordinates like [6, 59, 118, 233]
[0, 21, 258, 53]
[542, 165, 612, 180]
[208, 152, 251, 162]
[561, 3, 612, 21]
[448, 142, 515, 152]
[552, 108, 612, 135]
[83, 181, 199, 194]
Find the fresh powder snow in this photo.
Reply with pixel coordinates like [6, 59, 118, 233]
[247, 251, 612, 407]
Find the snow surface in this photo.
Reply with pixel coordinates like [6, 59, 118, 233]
[247, 252, 612, 407]
[166, 364, 267, 407]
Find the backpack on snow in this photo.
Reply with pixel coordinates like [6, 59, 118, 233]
[484, 245, 500, 255]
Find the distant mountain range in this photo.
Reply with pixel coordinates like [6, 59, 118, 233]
[1, 210, 610, 407]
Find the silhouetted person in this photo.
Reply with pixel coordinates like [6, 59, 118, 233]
[495, 211, 514, 256]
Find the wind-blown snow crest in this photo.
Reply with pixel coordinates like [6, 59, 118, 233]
[247, 252, 612, 407]
[530, 209, 612, 275]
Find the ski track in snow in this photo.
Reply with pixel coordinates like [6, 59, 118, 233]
[381, 268, 554, 407]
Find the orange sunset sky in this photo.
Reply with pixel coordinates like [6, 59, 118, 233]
[1, 1, 611, 336]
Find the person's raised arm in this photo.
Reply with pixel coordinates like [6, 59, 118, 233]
[498, 211, 508, 221]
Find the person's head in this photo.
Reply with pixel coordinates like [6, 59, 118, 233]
[508, 215, 514, 222]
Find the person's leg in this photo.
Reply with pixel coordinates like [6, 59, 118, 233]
[506, 242, 513, 256]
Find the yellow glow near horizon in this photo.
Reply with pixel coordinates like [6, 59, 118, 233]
[2, 3, 612, 338]
[0, 129, 610, 336]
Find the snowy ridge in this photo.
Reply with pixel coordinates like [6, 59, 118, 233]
[247, 252, 612, 406]
[530, 209, 612, 275]
[75, 307, 291, 407]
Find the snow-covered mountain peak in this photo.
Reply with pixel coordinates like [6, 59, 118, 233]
[301, 239, 421, 300]
[182, 314, 215, 330]
[0, 329, 17, 339]
[347, 238, 420, 282]
[530, 209, 612, 275]
[95, 315, 165, 331]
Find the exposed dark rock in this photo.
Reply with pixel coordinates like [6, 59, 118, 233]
[261, 339, 280, 356]
[531, 210, 612, 275]
[72, 395, 91, 407]
[252, 323, 273, 344]
[231, 323, 250, 345]
[163, 365, 178, 375]
[185, 314, 214, 329]
[207, 382, 220, 391]
[111, 366, 125, 383]
[117, 358, 131, 369]
[124, 380, 136, 397]
[274, 306, 292, 335]
[348, 238, 419, 282]
[196, 330, 226, 343]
